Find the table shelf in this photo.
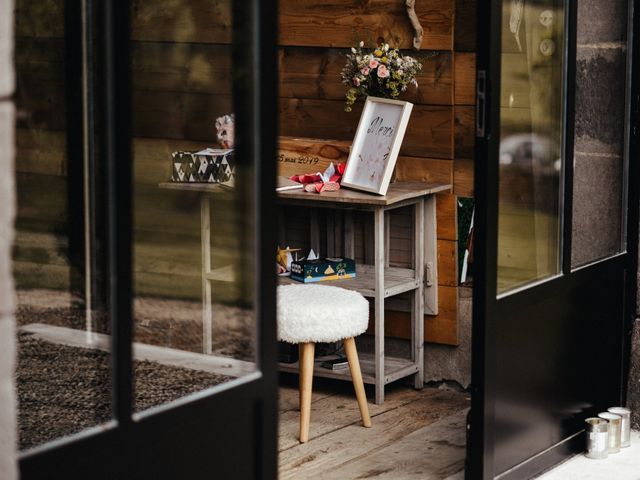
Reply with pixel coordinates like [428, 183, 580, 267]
[279, 352, 419, 386]
[277, 264, 420, 298]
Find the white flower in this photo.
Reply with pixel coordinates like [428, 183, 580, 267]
[351, 47, 357, 54]
[384, 43, 389, 51]
[359, 40, 364, 47]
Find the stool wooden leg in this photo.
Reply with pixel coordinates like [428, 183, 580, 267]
[299, 342, 315, 443]
[343, 337, 372, 428]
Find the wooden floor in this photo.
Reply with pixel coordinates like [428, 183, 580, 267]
[278, 374, 470, 479]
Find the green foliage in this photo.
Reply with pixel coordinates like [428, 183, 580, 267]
[457, 197, 474, 284]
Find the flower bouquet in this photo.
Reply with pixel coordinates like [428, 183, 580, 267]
[340, 41, 422, 112]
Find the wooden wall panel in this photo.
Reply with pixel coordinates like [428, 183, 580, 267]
[425, 285, 459, 344]
[131, 0, 233, 44]
[436, 192, 457, 241]
[454, 52, 476, 105]
[438, 239, 458, 287]
[280, 47, 454, 106]
[15, 0, 64, 38]
[132, 42, 232, 95]
[394, 156, 453, 186]
[279, 99, 454, 160]
[454, 158, 474, 197]
[14, 0, 479, 345]
[15, 129, 66, 176]
[454, 0, 476, 52]
[383, 285, 458, 345]
[279, 0, 453, 50]
[454, 105, 475, 159]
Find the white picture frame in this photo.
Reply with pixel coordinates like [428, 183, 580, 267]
[341, 96, 414, 196]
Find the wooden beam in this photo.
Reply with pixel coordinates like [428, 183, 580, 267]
[279, 0, 453, 50]
[454, 52, 476, 105]
[453, 158, 474, 198]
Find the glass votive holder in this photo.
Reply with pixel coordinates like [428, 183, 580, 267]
[584, 417, 609, 459]
[598, 412, 622, 453]
[608, 407, 631, 448]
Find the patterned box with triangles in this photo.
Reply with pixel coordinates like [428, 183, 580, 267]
[171, 148, 235, 187]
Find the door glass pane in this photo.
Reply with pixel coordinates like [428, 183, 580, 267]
[131, 0, 257, 413]
[497, 1, 564, 294]
[14, 1, 111, 449]
[571, 0, 628, 268]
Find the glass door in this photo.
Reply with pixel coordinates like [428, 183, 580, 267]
[18, 1, 279, 478]
[468, 0, 639, 478]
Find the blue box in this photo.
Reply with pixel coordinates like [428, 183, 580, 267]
[290, 257, 356, 283]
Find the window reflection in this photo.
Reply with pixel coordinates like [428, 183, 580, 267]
[497, 2, 564, 293]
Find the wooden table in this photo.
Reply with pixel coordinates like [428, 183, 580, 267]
[278, 181, 450, 404]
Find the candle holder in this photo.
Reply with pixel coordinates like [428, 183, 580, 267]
[584, 417, 609, 459]
[608, 407, 631, 448]
[598, 412, 622, 454]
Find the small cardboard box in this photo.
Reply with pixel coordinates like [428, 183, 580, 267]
[290, 257, 356, 283]
[171, 148, 235, 186]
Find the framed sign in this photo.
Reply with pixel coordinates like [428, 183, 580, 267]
[341, 97, 413, 195]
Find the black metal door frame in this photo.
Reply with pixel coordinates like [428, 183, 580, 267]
[468, 0, 640, 478]
[19, 1, 279, 478]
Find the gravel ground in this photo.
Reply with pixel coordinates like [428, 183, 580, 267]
[15, 289, 255, 360]
[17, 332, 232, 451]
[15, 289, 254, 450]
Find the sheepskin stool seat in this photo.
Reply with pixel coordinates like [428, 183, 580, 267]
[277, 284, 372, 443]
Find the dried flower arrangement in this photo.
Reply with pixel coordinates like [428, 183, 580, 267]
[340, 41, 422, 112]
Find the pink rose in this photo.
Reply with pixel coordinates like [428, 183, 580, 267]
[353, 77, 360, 87]
[377, 65, 389, 78]
[361, 67, 370, 76]
[369, 59, 379, 69]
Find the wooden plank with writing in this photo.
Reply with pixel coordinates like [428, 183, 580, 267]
[277, 137, 351, 178]
[280, 99, 454, 160]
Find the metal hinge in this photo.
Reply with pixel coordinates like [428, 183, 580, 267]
[425, 262, 434, 287]
[476, 69, 487, 138]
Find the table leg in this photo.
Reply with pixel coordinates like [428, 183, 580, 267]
[413, 199, 425, 389]
[384, 213, 390, 267]
[201, 195, 213, 354]
[424, 195, 438, 315]
[374, 208, 385, 404]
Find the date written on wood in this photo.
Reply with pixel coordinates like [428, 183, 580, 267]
[278, 153, 321, 166]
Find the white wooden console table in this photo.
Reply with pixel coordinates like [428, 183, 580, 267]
[159, 182, 234, 355]
[277, 181, 450, 404]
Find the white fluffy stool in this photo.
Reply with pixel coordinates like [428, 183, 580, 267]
[277, 284, 372, 443]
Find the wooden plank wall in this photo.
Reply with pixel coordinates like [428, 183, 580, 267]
[13, 0, 477, 346]
[276, 1, 476, 345]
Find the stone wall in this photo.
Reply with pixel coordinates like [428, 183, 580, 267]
[0, 0, 17, 477]
[630, 215, 640, 429]
[573, 0, 640, 429]
[572, 0, 628, 266]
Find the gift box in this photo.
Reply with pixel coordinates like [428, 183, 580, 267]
[171, 148, 235, 186]
[290, 257, 356, 283]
